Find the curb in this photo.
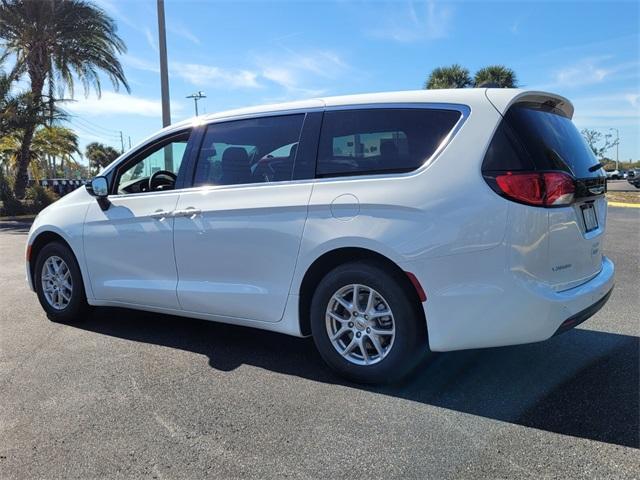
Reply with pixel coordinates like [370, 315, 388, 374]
[608, 202, 640, 209]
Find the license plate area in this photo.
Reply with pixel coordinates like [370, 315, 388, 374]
[581, 203, 598, 233]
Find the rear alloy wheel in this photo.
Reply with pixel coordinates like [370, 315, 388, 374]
[325, 284, 396, 366]
[34, 242, 89, 323]
[311, 261, 427, 384]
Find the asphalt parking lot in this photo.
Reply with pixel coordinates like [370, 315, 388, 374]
[608, 178, 639, 192]
[1, 207, 638, 479]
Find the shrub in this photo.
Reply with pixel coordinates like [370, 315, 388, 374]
[0, 170, 23, 217]
[25, 184, 59, 212]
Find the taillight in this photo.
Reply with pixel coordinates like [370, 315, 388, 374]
[492, 171, 575, 207]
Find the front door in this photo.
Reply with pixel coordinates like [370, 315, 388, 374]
[84, 130, 193, 309]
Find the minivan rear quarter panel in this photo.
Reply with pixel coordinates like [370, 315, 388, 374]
[293, 99, 512, 349]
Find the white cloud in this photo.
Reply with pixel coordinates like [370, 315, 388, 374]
[367, 1, 453, 43]
[122, 54, 159, 73]
[164, 48, 350, 100]
[144, 28, 158, 53]
[171, 63, 261, 89]
[256, 49, 350, 97]
[64, 91, 183, 117]
[571, 91, 640, 129]
[536, 57, 640, 89]
[168, 23, 201, 45]
[554, 58, 610, 88]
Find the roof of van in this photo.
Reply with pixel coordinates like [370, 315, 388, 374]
[159, 88, 573, 138]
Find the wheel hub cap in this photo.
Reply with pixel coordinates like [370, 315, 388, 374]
[325, 284, 396, 366]
[41, 255, 73, 310]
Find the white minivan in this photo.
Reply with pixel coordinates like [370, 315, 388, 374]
[26, 89, 614, 383]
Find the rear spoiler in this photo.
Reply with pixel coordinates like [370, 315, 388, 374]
[485, 89, 574, 119]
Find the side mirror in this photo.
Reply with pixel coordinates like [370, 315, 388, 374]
[86, 176, 110, 210]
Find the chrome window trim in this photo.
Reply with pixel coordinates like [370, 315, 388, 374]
[106, 102, 470, 198]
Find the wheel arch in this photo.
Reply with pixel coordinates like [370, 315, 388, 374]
[297, 247, 426, 336]
[28, 229, 91, 298]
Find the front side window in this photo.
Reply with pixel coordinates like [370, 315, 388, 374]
[115, 132, 190, 194]
[317, 108, 462, 177]
[193, 114, 305, 187]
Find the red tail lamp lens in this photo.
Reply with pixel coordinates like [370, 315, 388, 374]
[495, 171, 575, 207]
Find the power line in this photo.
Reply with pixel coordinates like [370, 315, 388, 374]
[68, 114, 122, 135]
[70, 119, 122, 140]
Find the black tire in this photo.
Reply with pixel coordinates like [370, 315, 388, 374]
[34, 241, 89, 323]
[310, 260, 427, 384]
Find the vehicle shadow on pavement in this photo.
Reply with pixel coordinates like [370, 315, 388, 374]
[81, 307, 639, 449]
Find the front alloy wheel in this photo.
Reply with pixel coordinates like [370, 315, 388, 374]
[41, 255, 73, 310]
[34, 241, 89, 323]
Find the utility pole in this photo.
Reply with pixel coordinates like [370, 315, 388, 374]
[609, 128, 619, 171]
[187, 91, 206, 116]
[128, 136, 132, 149]
[157, 0, 171, 128]
[119, 131, 125, 153]
[157, 0, 173, 170]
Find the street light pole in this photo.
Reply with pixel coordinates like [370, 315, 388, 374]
[609, 128, 619, 171]
[187, 91, 206, 116]
[157, 0, 171, 128]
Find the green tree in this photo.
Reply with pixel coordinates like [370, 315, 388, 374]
[32, 125, 80, 177]
[85, 142, 120, 173]
[0, 0, 129, 198]
[473, 65, 518, 88]
[0, 125, 79, 179]
[424, 64, 472, 89]
[581, 128, 619, 160]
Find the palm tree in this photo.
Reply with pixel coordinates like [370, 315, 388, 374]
[473, 65, 518, 88]
[0, 0, 129, 197]
[85, 142, 120, 174]
[424, 64, 472, 89]
[33, 125, 80, 177]
[0, 72, 38, 138]
[0, 125, 79, 179]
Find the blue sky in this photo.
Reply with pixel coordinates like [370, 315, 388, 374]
[61, 0, 639, 161]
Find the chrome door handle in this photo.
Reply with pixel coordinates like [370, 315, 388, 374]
[150, 210, 171, 220]
[173, 208, 202, 218]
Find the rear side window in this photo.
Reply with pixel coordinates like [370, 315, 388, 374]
[193, 114, 304, 186]
[316, 108, 461, 177]
[483, 102, 601, 179]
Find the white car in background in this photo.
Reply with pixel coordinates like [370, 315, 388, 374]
[26, 89, 614, 383]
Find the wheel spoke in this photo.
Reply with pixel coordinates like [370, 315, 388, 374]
[330, 327, 348, 341]
[328, 311, 349, 324]
[365, 288, 375, 313]
[368, 333, 384, 357]
[370, 309, 392, 319]
[370, 327, 394, 336]
[353, 284, 361, 311]
[360, 337, 369, 364]
[342, 338, 357, 357]
[333, 295, 353, 313]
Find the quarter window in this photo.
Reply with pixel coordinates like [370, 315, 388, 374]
[317, 108, 461, 177]
[193, 114, 305, 187]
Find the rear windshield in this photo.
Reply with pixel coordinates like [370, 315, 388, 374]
[496, 102, 601, 179]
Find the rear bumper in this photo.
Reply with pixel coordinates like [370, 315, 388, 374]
[410, 252, 615, 352]
[552, 286, 613, 336]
